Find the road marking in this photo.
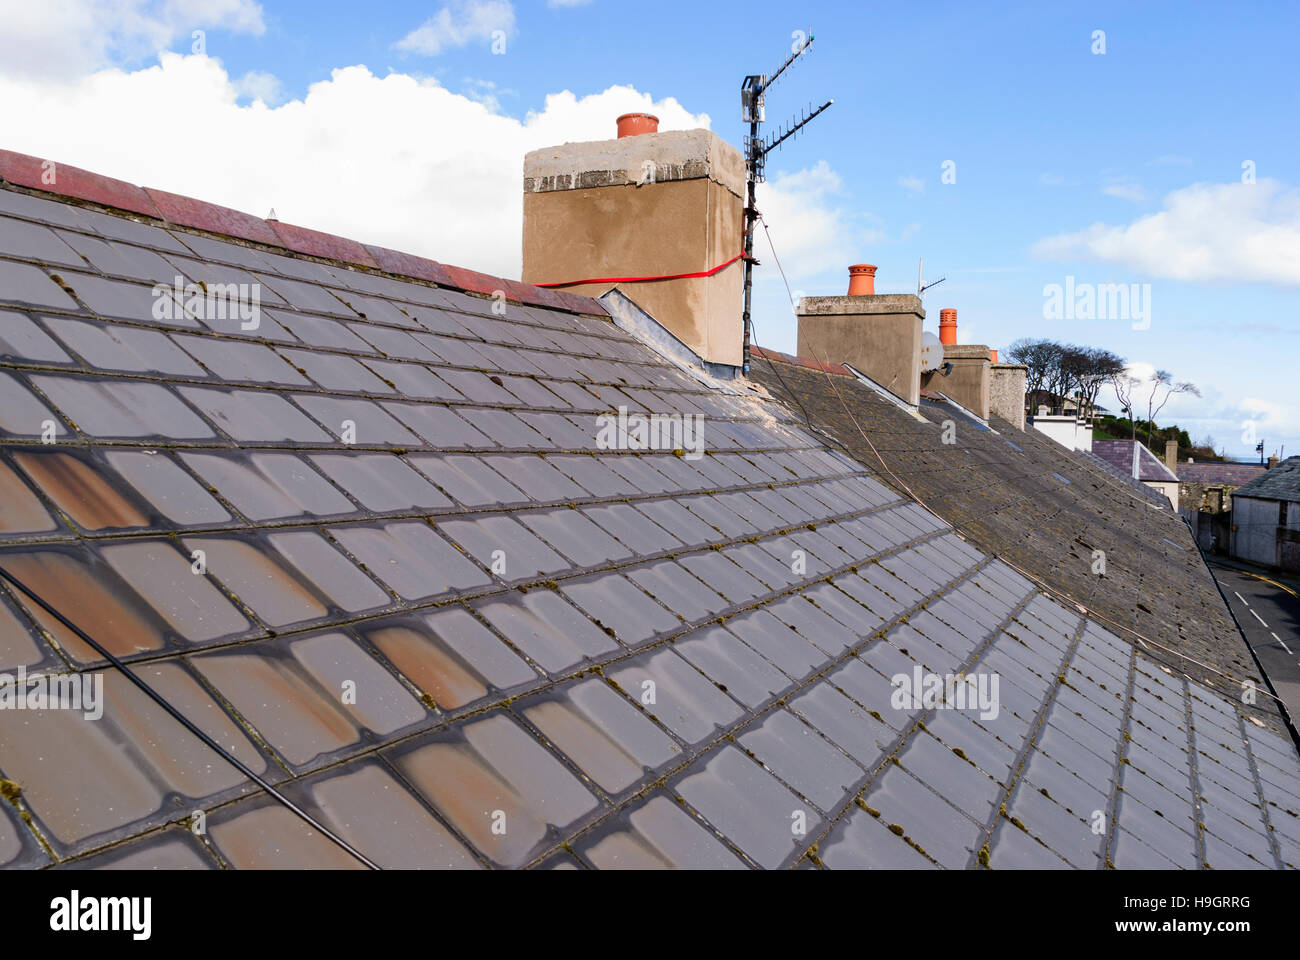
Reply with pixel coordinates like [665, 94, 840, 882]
[1273, 632, 1294, 655]
[1234, 591, 1248, 605]
[1232, 570, 1300, 599]
[1251, 609, 1269, 627]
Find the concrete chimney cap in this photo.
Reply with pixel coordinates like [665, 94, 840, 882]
[524, 128, 745, 197]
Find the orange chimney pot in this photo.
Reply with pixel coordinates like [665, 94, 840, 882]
[847, 264, 877, 296]
[990, 349, 998, 363]
[939, 308, 957, 345]
[616, 113, 659, 138]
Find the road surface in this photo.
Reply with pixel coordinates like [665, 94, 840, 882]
[1209, 562, 1300, 724]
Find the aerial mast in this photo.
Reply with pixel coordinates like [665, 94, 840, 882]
[740, 32, 833, 373]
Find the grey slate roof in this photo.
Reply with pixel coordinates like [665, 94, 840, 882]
[1177, 461, 1267, 487]
[749, 356, 1281, 726]
[1092, 439, 1180, 483]
[0, 176, 1297, 871]
[1078, 450, 1172, 507]
[1232, 456, 1300, 503]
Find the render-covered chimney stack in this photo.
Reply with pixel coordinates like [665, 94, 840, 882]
[796, 265, 926, 405]
[921, 307, 997, 422]
[522, 117, 745, 368]
[988, 351, 1027, 430]
[1165, 439, 1178, 471]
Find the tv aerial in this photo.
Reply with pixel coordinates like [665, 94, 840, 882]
[917, 257, 946, 299]
[740, 31, 834, 372]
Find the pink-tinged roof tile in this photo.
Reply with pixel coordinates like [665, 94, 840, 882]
[554, 289, 608, 316]
[515, 282, 569, 311]
[441, 263, 508, 298]
[0, 149, 160, 218]
[362, 244, 455, 287]
[269, 220, 378, 269]
[145, 187, 280, 246]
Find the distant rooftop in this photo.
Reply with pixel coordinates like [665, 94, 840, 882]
[1233, 456, 1300, 504]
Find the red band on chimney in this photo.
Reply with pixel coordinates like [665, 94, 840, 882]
[534, 251, 744, 287]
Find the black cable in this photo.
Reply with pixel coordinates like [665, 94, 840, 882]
[0, 564, 380, 870]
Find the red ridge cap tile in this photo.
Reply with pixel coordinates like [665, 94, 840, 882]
[555, 290, 609, 316]
[362, 244, 455, 287]
[145, 187, 280, 247]
[748, 345, 846, 374]
[515, 282, 568, 311]
[269, 220, 378, 269]
[2, 147, 610, 317]
[0, 149, 160, 219]
[441, 263, 507, 298]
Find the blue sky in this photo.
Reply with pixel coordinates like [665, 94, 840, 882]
[1, 0, 1296, 458]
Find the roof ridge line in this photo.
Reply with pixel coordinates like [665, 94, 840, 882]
[0, 146, 607, 319]
[750, 344, 850, 376]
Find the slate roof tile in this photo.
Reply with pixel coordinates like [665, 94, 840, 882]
[0, 161, 1293, 872]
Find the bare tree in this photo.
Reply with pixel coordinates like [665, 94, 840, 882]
[1145, 371, 1200, 446]
[1111, 370, 1140, 439]
[1078, 348, 1126, 418]
[1008, 338, 1059, 408]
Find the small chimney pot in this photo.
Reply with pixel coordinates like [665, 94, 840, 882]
[616, 113, 659, 138]
[939, 308, 957, 346]
[846, 264, 877, 296]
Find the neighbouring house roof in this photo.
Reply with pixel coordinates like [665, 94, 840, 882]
[0, 152, 1296, 873]
[1092, 439, 1179, 484]
[1177, 462, 1268, 487]
[1232, 456, 1300, 504]
[1077, 450, 1172, 508]
[1026, 389, 1107, 414]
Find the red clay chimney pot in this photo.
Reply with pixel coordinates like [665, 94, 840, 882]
[939, 308, 958, 345]
[990, 349, 998, 363]
[616, 113, 660, 138]
[847, 263, 877, 296]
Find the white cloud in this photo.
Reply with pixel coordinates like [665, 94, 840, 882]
[395, 0, 516, 56]
[1100, 181, 1147, 204]
[898, 174, 925, 194]
[0, 53, 707, 279]
[1034, 179, 1300, 286]
[755, 162, 858, 279]
[0, 0, 264, 81]
[744, 161, 870, 352]
[232, 68, 284, 105]
[547, 0, 593, 6]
